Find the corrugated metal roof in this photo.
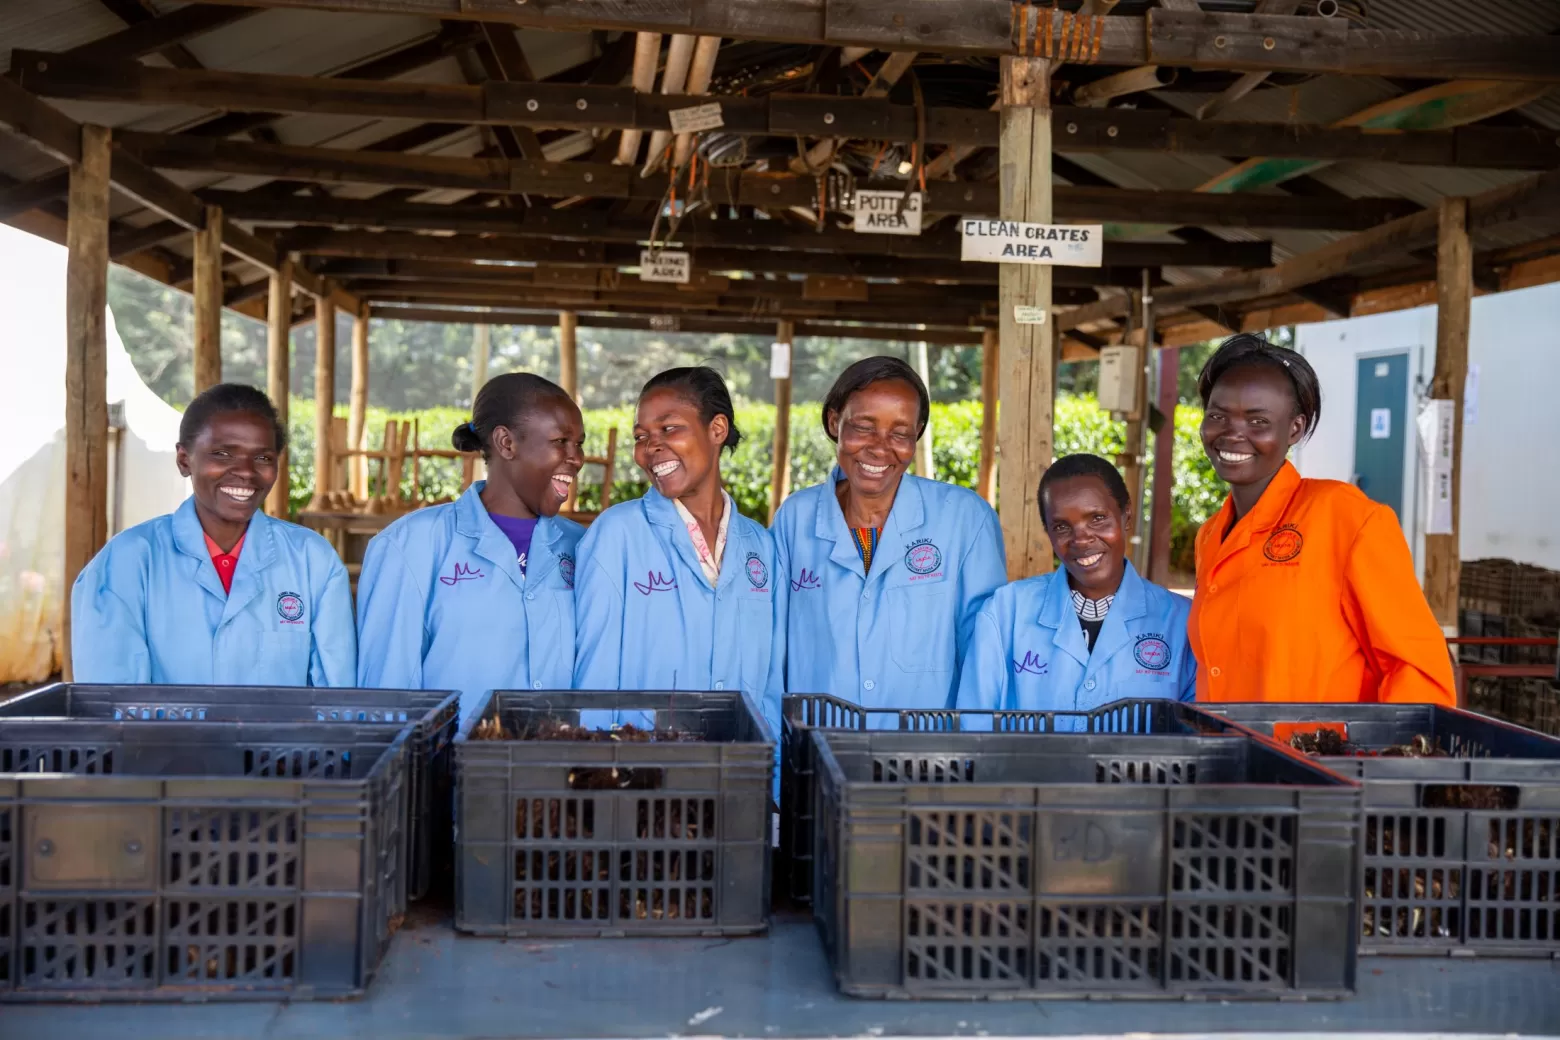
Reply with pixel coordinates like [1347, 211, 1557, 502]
[0, 1, 125, 73]
[1365, 0, 1560, 36]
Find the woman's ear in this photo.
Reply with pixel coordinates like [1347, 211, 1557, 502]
[708, 413, 730, 447]
[490, 423, 518, 461]
[824, 409, 840, 440]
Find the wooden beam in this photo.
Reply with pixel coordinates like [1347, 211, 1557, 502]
[349, 308, 370, 499]
[1424, 197, 1471, 632]
[192, 204, 224, 393]
[769, 319, 794, 524]
[976, 325, 998, 506]
[21, 54, 1560, 171]
[997, 56, 1054, 580]
[265, 260, 293, 518]
[558, 310, 579, 400]
[109, 218, 186, 259]
[92, 0, 212, 69]
[65, 5, 259, 64]
[63, 124, 113, 681]
[0, 170, 71, 220]
[308, 296, 337, 510]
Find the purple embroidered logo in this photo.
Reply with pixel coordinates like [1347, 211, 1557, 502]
[276, 592, 305, 624]
[791, 568, 821, 592]
[745, 552, 769, 590]
[1133, 634, 1172, 672]
[559, 554, 575, 590]
[633, 570, 678, 596]
[1012, 650, 1049, 676]
[439, 561, 485, 586]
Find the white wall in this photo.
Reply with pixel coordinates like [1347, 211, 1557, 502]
[1294, 281, 1560, 573]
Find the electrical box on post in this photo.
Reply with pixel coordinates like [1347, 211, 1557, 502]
[1097, 345, 1141, 414]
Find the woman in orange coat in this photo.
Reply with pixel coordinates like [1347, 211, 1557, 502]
[1187, 334, 1454, 705]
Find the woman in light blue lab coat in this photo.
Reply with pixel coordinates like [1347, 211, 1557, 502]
[956, 453, 1196, 719]
[356, 373, 586, 721]
[573, 367, 784, 732]
[771, 356, 1005, 713]
[71, 384, 354, 686]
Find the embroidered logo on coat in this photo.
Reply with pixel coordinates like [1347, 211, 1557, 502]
[904, 539, 943, 575]
[1263, 524, 1304, 563]
[1013, 650, 1049, 676]
[558, 554, 576, 589]
[276, 592, 305, 624]
[791, 568, 821, 592]
[439, 561, 485, 586]
[633, 570, 678, 595]
[1133, 634, 1171, 672]
[745, 552, 769, 589]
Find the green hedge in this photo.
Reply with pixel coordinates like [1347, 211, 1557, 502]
[287, 395, 1220, 573]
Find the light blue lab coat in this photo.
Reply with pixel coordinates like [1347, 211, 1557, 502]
[70, 496, 355, 686]
[956, 559, 1196, 723]
[356, 482, 584, 722]
[772, 468, 1006, 714]
[573, 489, 785, 736]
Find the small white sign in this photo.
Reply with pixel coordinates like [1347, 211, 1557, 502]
[960, 220, 1104, 266]
[640, 249, 691, 284]
[668, 102, 724, 134]
[1369, 407, 1392, 440]
[853, 190, 923, 236]
[1417, 398, 1455, 536]
[770, 341, 791, 380]
[1013, 305, 1048, 325]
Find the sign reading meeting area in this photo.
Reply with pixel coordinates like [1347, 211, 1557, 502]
[960, 220, 1103, 266]
[640, 249, 691, 284]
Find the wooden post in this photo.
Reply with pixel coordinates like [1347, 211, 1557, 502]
[308, 296, 336, 511]
[558, 310, 578, 400]
[191, 203, 223, 394]
[472, 321, 491, 400]
[1424, 197, 1471, 632]
[977, 326, 999, 505]
[910, 340, 935, 480]
[264, 260, 292, 518]
[62, 123, 112, 682]
[1148, 345, 1180, 586]
[997, 57, 1055, 579]
[348, 307, 370, 499]
[1121, 273, 1153, 571]
[769, 319, 794, 524]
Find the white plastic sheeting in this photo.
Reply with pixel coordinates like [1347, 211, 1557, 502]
[0, 225, 189, 682]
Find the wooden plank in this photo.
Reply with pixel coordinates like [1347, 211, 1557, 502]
[63, 123, 112, 681]
[64, 5, 259, 63]
[0, 170, 71, 220]
[0, 77, 83, 164]
[1424, 197, 1471, 632]
[309, 296, 337, 510]
[265, 260, 293, 518]
[769, 319, 795, 524]
[109, 218, 185, 259]
[192, 204, 223, 393]
[558, 310, 579, 400]
[996, 56, 1054, 580]
[976, 325, 998, 506]
[349, 309, 370, 499]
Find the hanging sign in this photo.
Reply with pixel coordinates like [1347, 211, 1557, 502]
[1013, 306, 1048, 325]
[960, 220, 1104, 266]
[1417, 398, 1455, 536]
[853, 190, 923, 236]
[640, 249, 691, 284]
[668, 102, 724, 134]
[1369, 408, 1392, 440]
[770, 341, 792, 379]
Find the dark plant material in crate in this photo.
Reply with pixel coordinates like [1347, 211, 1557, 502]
[779, 694, 1242, 905]
[0, 683, 458, 902]
[1197, 702, 1560, 956]
[454, 690, 773, 937]
[811, 729, 1360, 1000]
[0, 720, 408, 1002]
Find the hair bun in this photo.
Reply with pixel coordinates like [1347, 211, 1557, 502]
[451, 421, 482, 453]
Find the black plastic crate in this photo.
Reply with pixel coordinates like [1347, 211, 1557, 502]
[1195, 702, 1560, 957]
[454, 690, 773, 938]
[0, 684, 458, 902]
[811, 729, 1360, 1000]
[0, 720, 409, 1001]
[780, 695, 1242, 905]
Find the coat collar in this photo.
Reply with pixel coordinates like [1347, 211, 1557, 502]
[642, 486, 726, 585]
[817, 467, 927, 583]
[454, 481, 560, 591]
[1036, 559, 1150, 669]
[172, 496, 279, 622]
[1207, 460, 1304, 571]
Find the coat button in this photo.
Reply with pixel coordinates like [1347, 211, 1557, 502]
[1210, 666, 1222, 678]
[532, 680, 542, 689]
[863, 679, 876, 691]
[1084, 678, 1096, 691]
[862, 592, 870, 601]
[526, 592, 535, 601]
[714, 681, 725, 690]
[1210, 583, 1218, 593]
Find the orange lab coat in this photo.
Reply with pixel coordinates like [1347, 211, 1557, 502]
[1188, 462, 1455, 705]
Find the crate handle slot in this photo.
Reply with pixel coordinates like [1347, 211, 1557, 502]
[1421, 783, 1520, 810]
[567, 766, 666, 791]
[1274, 721, 1348, 742]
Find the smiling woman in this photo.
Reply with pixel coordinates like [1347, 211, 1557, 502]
[69, 384, 356, 686]
[1188, 334, 1455, 705]
[355, 372, 587, 722]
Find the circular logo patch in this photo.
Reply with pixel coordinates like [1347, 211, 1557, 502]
[905, 540, 943, 575]
[1263, 524, 1304, 563]
[276, 592, 305, 623]
[559, 554, 575, 589]
[1133, 635, 1171, 671]
[745, 552, 768, 589]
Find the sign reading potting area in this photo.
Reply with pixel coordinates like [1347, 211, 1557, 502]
[960, 220, 1104, 266]
[854, 190, 923, 235]
[640, 249, 691, 284]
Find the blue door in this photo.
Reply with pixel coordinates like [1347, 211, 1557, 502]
[1352, 353, 1409, 518]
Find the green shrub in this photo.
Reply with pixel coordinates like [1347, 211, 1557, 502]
[286, 395, 1222, 570]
